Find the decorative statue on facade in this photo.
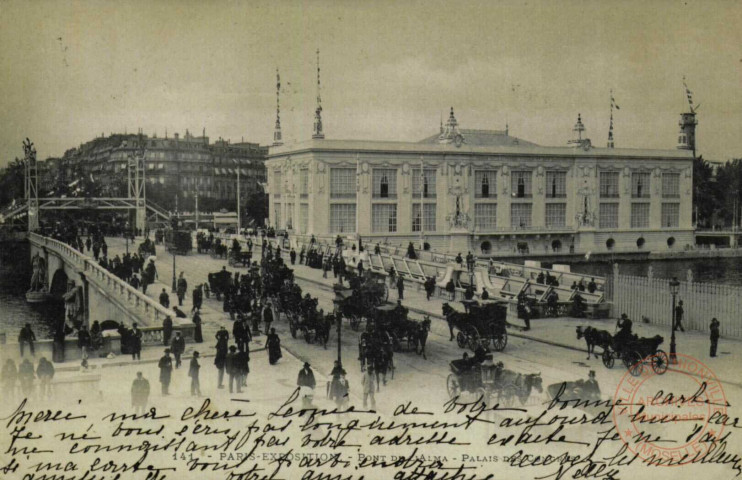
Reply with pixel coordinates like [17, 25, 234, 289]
[29, 253, 47, 292]
[576, 188, 595, 227]
[447, 194, 471, 229]
[63, 279, 85, 328]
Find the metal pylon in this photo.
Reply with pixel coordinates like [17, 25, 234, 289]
[128, 140, 147, 231]
[23, 138, 39, 232]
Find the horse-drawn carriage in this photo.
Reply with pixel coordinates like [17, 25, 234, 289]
[340, 272, 389, 331]
[228, 249, 252, 267]
[602, 333, 668, 376]
[370, 304, 430, 353]
[442, 302, 508, 352]
[446, 354, 543, 406]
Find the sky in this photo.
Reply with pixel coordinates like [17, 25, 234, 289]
[0, 0, 741, 166]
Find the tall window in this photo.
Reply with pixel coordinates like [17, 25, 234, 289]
[372, 204, 397, 232]
[545, 203, 566, 227]
[511, 203, 532, 228]
[599, 203, 619, 228]
[474, 204, 497, 230]
[300, 169, 309, 197]
[284, 203, 294, 229]
[273, 171, 282, 197]
[412, 204, 437, 232]
[273, 203, 281, 229]
[511, 171, 532, 198]
[475, 170, 497, 198]
[600, 172, 620, 198]
[300, 204, 309, 233]
[329, 204, 356, 233]
[373, 169, 397, 198]
[662, 203, 680, 228]
[662, 173, 680, 198]
[546, 171, 567, 198]
[632, 172, 651, 198]
[330, 168, 356, 198]
[412, 169, 437, 198]
[631, 203, 650, 228]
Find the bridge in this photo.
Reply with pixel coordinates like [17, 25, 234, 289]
[28, 233, 193, 336]
[694, 228, 742, 248]
[0, 138, 170, 232]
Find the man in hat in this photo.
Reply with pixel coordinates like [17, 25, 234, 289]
[710, 318, 720, 357]
[297, 362, 316, 409]
[171, 331, 185, 368]
[615, 314, 633, 346]
[158, 349, 173, 395]
[585, 370, 600, 400]
[18, 323, 36, 357]
[189, 351, 201, 396]
[263, 302, 273, 335]
[675, 300, 686, 332]
[176, 272, 188, 306]
[225, 345, 241, 394]
[159, 288, 170, 309]
[131, 372, 150, 415]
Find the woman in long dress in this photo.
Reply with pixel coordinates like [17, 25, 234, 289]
[193, 312, 203, 343]
[267, 328, 282, 365]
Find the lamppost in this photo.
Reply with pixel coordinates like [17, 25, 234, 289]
[669, 277, 680, 364]
[170, 214, 178, 293]
[332, 284, 353, 368]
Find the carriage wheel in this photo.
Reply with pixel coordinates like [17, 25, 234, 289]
[498, 385, 517, 407]
[447, 374, 461, 399]
[623, 350, 644, 376]
[491, 332, 507, 352]
[602, 349, 615, 368]
[467, 326, 480, 351]
[289, 319, 297, 339]
[652, 350, 669, 375]
[350, 317, 360, 332]
[456, 331, 467, 349]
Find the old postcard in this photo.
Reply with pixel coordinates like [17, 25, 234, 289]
[1, 1, 741, 479]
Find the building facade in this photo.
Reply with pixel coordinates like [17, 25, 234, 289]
[40, 130, 268, 212]
[266, 109, 694, 255]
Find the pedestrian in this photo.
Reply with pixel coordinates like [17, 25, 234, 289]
[215, 327, 229, 389]
[192, 285, 203, 313]
[263, 302, 273, 334]
[466, 251, 474, 272]
[328, 361, 349, 409]
[162, 315, 173, 345]
[77, 326, 92, 354]
[297, 362, 316, 409]
[290, 248, 296, 265]
[397, 276, 404, 300]
[176, 272, 188, 307]
[160, 288, 170, 309]
[710, 318, 720, 357]
[131, 372, 150, 415]
[455, 252, 463, 265]
[18, 358, 34, 397]
[171, 331, 185, 368]
[267, 328, 282, 365]
[237, 346, 250, 389]
[158, 349, 173, 395]
[226, 345, 241, 394]
[234, 318, 247, 352]
[522, 302, 532, 331]
[587, 278, 597, 294]
[131, 322, 143, 360]
[357, 260, 364, 276]
[362, 365, 376, 410]
[18, 323, 36, 357]
[193, 312, 203, 343]
[2, 359, 17, 403]
[374, 243, 381, 255]
[388, 267, 396, 288]
[36, 357, 55, 399]
[675, 300, 685, 332]
[189, 351, 201, 396]
[129, 273, 141, 290]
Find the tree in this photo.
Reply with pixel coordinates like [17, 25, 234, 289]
[244, 185, 267, 227]
[0, 158, 25, 205]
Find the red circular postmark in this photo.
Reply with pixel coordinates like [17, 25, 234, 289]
[612, 353, 727, 466]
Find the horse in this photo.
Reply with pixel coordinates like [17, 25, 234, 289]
[411, 317, 431, 359]
[496, 369, 543, 405]
[442, 303, 467, 341]
[576, 326, 613, 360]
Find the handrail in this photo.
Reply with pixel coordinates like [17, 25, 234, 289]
[29, 233, 177, 326]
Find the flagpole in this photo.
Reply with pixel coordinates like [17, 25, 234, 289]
[355, 153, 360, 242]
[419, 155, 424, 251]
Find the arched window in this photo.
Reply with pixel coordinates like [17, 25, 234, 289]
[380, 174, 389, 198]
[606, 238, 615, 250]
[481, 175, 489, 198]
[637, 237, 645, 249]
